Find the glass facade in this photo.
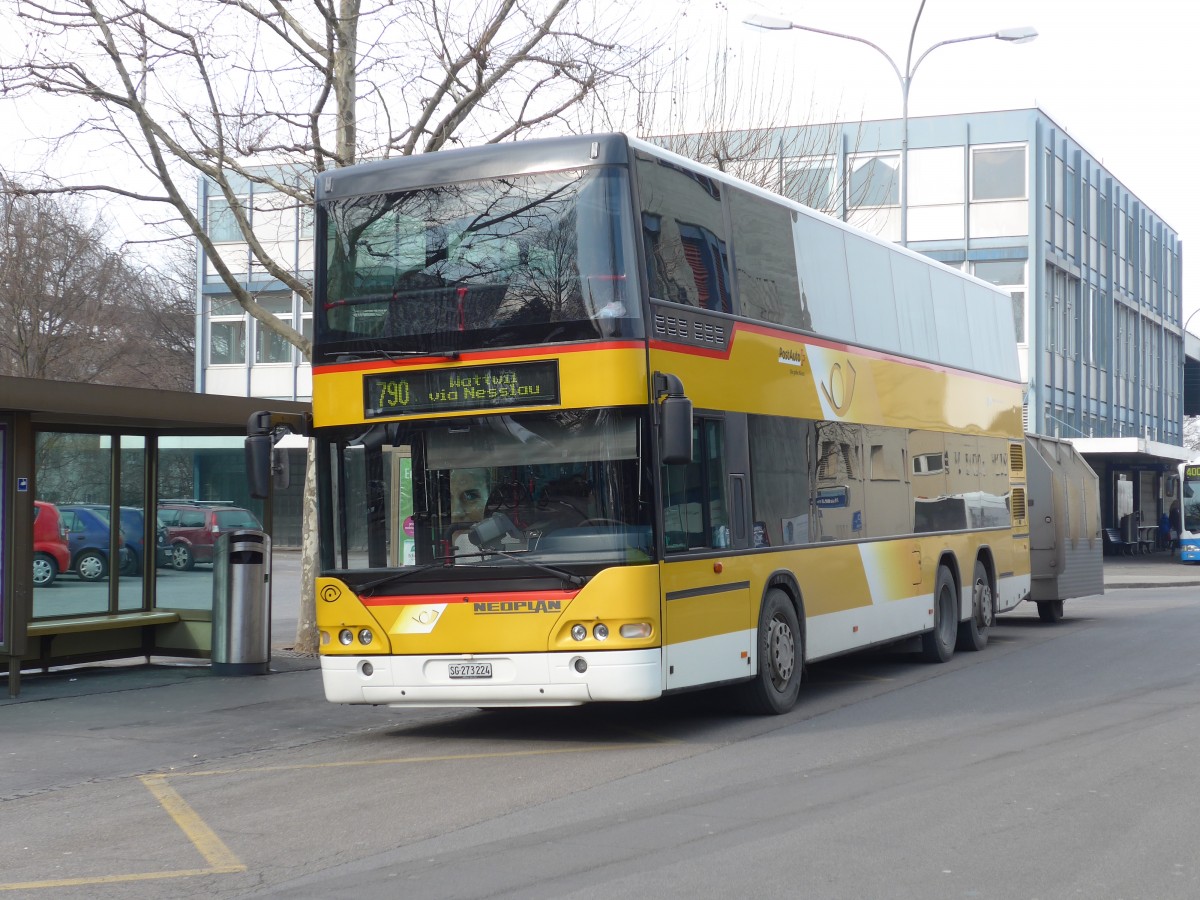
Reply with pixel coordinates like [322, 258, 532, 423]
[677, 110, 1183, 450]
[197, 171, 313, 401]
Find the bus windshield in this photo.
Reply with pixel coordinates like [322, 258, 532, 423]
[322, 409, 653, 576]
[1182, 466, 1200, 535]
[318, 167, 641, 361]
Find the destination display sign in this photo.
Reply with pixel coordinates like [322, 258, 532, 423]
[1185, 465, 1200, 480]
[364, 361, 560, 418]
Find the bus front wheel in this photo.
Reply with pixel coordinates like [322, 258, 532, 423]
[736, 589, 803, 715]
[922, 567, 958, 663]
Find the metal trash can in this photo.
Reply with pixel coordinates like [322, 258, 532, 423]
[211, 529, 271, 675]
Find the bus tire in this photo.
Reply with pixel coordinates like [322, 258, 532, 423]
[922, 566, 957, 663]
[736, 588, 803, 715]
[956, 560, 993, 652]
[1037, 599, 1065, 623]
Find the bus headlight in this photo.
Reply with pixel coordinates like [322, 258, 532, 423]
[358, 628, 374, 646]
[338, 629, 354, 646]
[592, 623, 609, 641]
[620, 623, 652, 639]
[571, 624, 587, 641]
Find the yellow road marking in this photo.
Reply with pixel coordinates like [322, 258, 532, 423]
[1, 739, 672, 892]
[139, 775, 246, 870]
[182, 741, 661, 777]
[0, 776, 245, 893]
[0, 868, 241, 892]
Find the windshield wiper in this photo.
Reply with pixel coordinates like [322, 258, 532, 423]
[355, 549, 586, 595]
[356, 556, 457, 596]
[336, 348, 460, 363]
[449, 549, 587, 587]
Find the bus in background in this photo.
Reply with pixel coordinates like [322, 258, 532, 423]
[1178, 462, 1200, 562]
[249, 133, 1098, 714]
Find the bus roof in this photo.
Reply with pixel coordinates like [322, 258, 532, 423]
[316, 134, 631, 202]
[317, 132, 1011, 303]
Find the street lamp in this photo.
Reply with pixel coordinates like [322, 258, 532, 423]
[1185, 308, 1200, 337]
[745, 6, 1036, 247]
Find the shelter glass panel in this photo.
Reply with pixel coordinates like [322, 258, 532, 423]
[33, 432, 114, 618]
[156, 435, 264, 613]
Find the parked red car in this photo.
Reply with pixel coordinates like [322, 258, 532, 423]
[33, 500, 71, 587]
[158, 501, 262, 570]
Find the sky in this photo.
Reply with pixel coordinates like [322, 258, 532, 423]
[675, 0, 1200, 323]
[2, 0, 1197, 321]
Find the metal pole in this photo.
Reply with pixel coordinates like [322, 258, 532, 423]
[900, 75, 910, 247]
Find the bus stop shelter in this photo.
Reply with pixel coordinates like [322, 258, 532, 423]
[1, 375, 309, 697]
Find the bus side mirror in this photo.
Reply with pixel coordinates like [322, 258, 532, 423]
[245, 410, 309, 499]
[655, 372, 693, 465]
[245, 433, 274, 500]
[272, 448, 290, 491]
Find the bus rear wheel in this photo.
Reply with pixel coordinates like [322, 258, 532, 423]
[957, 560, 993, 652]
[736, 589, 802, 715]
[922, 566, 958, 663]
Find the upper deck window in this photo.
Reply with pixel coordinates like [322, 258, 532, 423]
[317, 167, 641, 361]
[636, 152, 732, 313]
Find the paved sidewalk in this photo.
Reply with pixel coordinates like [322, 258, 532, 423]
[1102, 549, 1200, 590]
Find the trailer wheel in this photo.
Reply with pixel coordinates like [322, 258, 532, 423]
[922, 566, 957, 663]
[1037, 599, 1065, 623]
[957, 560, 993, 652]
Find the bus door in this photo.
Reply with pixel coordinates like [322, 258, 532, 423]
[660, 416, 753, 690]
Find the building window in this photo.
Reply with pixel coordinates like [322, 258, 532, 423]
[256, 320, 293, 364]
[210, 320, 245, 365]
[784, 158, 837, 213]
[849, 154, 899, 207]
[207, 196, 246, 243]
[209, 295, 245, 365]
[250, 292, 298, 364]
[1065, 166, 1077, 258]
[971, 146, 1025, 201]
[973, 260, 1026, 343]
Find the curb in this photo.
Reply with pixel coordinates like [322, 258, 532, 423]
[1104, 581, 1200, 590]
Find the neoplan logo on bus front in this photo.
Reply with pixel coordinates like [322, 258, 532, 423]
[473, 600, 564, 614]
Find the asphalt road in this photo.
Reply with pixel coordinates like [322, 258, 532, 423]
[5, 586, 1200, 899]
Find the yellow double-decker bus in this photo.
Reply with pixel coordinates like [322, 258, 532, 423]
[251, 134, 1035, 714]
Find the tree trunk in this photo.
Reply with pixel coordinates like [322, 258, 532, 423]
[295, 438, 320, 653]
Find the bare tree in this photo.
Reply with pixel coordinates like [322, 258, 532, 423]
[0, 0, 660, 651]
[621, 11, 878, 218]
[109, 247, 197, 391]
[1185, 417, 1200, 454]
[1, 1, 656, 348]
[0, 180, 193, 386]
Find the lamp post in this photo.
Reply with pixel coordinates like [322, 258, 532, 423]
[745, 4, 1036, 247]
[1185, 308, 1200, 337]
